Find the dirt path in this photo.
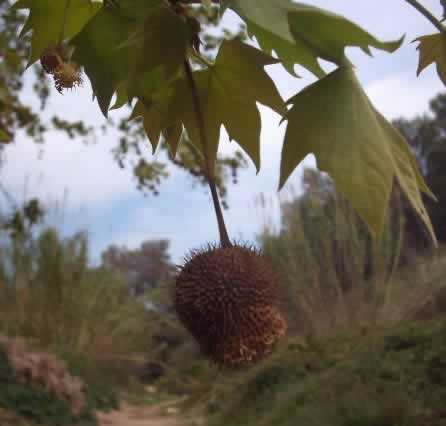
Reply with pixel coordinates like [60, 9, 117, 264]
[97, 399, 201, 426]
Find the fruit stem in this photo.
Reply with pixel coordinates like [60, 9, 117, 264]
[183, 59, 232, 248]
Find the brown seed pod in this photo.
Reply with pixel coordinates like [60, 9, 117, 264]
[174, 243, 287, 368]
[40, 44, 82, 93]
[40, 44, 67, 75]
[53, 62, 83, 93]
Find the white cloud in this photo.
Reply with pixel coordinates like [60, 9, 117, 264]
[1, 132, 136, 208]
[1, 76, 145, 209]
[366, 70, 443, 120]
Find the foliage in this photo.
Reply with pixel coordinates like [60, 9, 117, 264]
[394, 92, 446, 244]
[0, 335, 86, 416]
[415, 33, 446, 85]
[280, 67, 434, 240]
[59, 351, 120, 412]
[0, 346, 97, 426]
[230, 0, 402, 77]
[0, 196, 45, 239]
[0, 224, 166, 420]
[0, 227, 149, 356]
[0, 0, 93, 145]
[138, 38, 286, 168]
[101, 239, 174, 297]
[257, 168, 445, 337]
[8, 0, 443, 242]
[0, 0, 246, 204]
[204, 317, 446, 426]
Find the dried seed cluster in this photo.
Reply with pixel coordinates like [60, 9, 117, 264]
[40, 44, 82, 93]
[174, 244, 287, 368]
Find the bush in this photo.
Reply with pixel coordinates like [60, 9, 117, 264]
[59, 350, 120, 412]
[206, 317, 446, 426]
[0, 226, 158, 420]
[0, 343, 97, 426]
[0, 227, 149, 357]
[256, 169, 445, 337]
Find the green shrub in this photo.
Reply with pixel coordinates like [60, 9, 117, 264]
[0, 227, 149, 357]
[206, 317, 446, 426]
[58, 350, 120, 412]
[257, 170, 445, 337]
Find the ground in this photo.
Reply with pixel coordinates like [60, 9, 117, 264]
[98, 398, 202, 426]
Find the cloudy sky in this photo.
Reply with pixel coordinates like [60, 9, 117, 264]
[1, 0, 444, 264]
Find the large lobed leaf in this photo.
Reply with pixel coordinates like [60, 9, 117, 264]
[228, 0, 403, 77]
[72, 6, 139, 116]
[280, 66, 436, 242]
[160, 39, 286, 171]
[72, 0, 188, 116]
[126, 1, 189, 103]
[131, 39, 286, 171]
[130, 100, 164, 154]
[11, 0, 433, 245]
[415, 33, 446, 86]
[13, 0, 101, 65]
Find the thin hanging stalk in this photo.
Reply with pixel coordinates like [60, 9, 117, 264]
[183, 59, 231, 247]
[405, 0, 445, 33]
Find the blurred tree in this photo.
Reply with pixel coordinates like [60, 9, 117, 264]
[258, 168, 407, 336]
[101, 240, 174, 297]
[394, 92, 446, 244]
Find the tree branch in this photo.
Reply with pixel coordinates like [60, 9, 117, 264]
[405, 0, 445, 33]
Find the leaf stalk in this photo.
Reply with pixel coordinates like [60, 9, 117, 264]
[405, 0, 446, 33]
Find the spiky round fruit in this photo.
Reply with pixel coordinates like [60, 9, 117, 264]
[174, 244, 287, 368]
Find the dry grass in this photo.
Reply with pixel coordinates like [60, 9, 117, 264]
[255, 174, 445, 338]
[0, 228, 149, 357]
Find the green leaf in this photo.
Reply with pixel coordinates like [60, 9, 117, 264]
[110, 81, 129, 110]
[112, 0, 157, 21]
[163, 123, 184, 158]
[130, 101, 163, 153]
[126, 1, 189, 101]
[377, 112, 437, 244]
[163, 39, 286, 172]
[13, 0, 101, 65]
[0, 128, 12, 144]
[201, 0, 213, 16]
[130, 102, 184, 157]
[287, 5, 403, 64]
[229, 0, 403, 77]
[72, 0, 187, 116]
[72, 7, 139, 116]
[280, 66, 435, 242]
[414, 33, 446, 85]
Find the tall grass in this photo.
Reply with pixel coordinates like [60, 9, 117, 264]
[256, 169, 445, 337]
[0, 227, 149, 358]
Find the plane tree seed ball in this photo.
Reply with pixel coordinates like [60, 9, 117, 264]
[174, 244, 287, 368]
